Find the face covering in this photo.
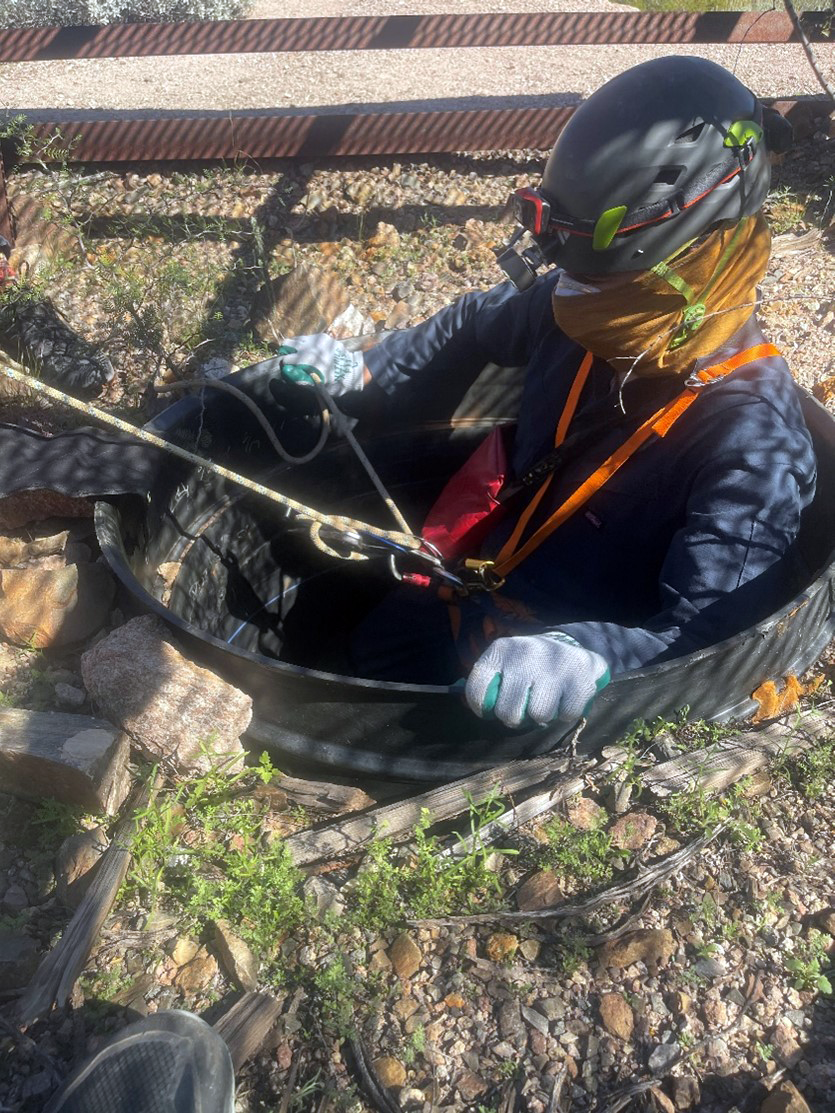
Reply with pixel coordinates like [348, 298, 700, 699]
[551, 214, 772, 377]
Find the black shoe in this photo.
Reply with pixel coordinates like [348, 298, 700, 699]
[44, 1010, 235, 1113]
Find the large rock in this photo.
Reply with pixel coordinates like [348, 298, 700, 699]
[0, 563, 115, 647]
[596, 928, 676, 972]
[254, 263, 351, 344]
[0, 708, 130, 814]
[760, 1080, 813, 1113]
[81, 616, 251, 774]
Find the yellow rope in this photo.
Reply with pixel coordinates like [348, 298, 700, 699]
[0, 354, 422, 560]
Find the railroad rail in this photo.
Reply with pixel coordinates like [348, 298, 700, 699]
[0, 9, 832, 244]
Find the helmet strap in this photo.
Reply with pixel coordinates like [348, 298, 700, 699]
[651, 218, 750, 349]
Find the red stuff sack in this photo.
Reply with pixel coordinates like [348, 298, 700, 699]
[421, 424, 513, 561]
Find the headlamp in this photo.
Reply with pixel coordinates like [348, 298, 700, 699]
[511, 187, 552, 236]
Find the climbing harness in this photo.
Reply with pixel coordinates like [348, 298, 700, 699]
[441, 343, 780, 594]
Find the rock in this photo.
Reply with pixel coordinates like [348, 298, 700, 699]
[597, 929, 676, 971]
[366, 221, 400, 250]
[304, 876, 346, 918]
[516, 869, 562, 911]
[486, 932, 519, 963]
[650, 1087, 676, 1113]
[174, 947, 218, 994]
[771, 1021, 803, 1067]
[54, 683, 86, 709]
[566, 795, 606, 830]
[254, 263, 351, 343]
[0, 531, 69, 567]
[702, 994, 727, 1028]
[610, 811, 658, 850]
[388, 932, 422, 980]
[0, 564, 115, 647]
[497, 999, 528, 1050]
[760, 1080, 813, 1113]
[811, 906, 835, 935]
[81, 616, 250, 775]
[56, 826, 106, 909]
[671, 990, 691, 1016]
[372, 1056, 406, 1089]
[648, 1042, 680, 1074]
[598, 992, 634, 1041]
[519, 938, 541, 962]
[0, 708, 130, 814]
[672, 1073, 701, 1109]
[171, 936, 200, 966]
[456, 1068, 488, 1100]
[533, 1001, 566, 1031]
[214, 920, 258, 991]
[0, 492, 93, 531]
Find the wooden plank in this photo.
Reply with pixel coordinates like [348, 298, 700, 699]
[0, 707, 130, 815]
[643, 707, 831, 797]
[281, 750, 578, 867]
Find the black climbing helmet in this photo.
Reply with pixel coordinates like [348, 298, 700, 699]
[505, 56, 790, 280]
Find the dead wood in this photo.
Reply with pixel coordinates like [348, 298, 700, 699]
[213, 991, 286, 1071]
[257, 773, 375, 816]
[16, 778, 150, 1027]
[643, 707, 831, 797]
[410, 825, 723, 927]
[281, 750, 578, 867]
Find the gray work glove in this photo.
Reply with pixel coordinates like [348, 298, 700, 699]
[278, 334, 365, 397]
[465, 631, 610, 728]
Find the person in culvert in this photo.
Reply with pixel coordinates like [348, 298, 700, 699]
[277, 56, 816, 730]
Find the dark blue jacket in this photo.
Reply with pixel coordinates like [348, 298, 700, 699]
[364, 272, 816, 676]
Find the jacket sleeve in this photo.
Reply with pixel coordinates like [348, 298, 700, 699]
[554, 411, 816, 675]
[363, 275, 559, 393]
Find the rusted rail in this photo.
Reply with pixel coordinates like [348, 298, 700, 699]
[0, 10, 829, 62]
[1, 10, 832, 245]
[21, 104, 578, 162]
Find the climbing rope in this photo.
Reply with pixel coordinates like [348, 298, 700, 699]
[0, 353, 425, 565]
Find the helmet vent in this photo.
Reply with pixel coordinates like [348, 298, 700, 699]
[652, 166, 684, 186]
[673, 122, 705, 144]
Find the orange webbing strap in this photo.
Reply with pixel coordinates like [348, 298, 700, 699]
[495, 351, 594, 567]
[493, 343, 779, 580]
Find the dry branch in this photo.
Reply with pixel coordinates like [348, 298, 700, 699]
[281, 750, 581, 867]
[16, 778, 150, 1026]
[411, 825, 723, 927]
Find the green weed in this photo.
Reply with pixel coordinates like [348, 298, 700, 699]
[534, 817, 627, 885]
[350, 797, 511, 931]
[773, 736, 835, 801]
[121, 753, 305, 973]
[785, 930, 833, 994]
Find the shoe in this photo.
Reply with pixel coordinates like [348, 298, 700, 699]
[44, 1010, 235, 1113]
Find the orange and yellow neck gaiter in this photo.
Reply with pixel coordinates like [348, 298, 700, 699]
[551, 215, 772, 377]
